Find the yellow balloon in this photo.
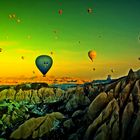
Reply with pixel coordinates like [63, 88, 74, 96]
[88, 50, 96, 62]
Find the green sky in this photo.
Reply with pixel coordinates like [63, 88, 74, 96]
[0, 0, 140, 79]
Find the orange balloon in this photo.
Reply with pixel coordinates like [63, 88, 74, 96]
[88, 50, 96, 62]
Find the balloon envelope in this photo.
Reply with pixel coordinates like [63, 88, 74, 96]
[50, 51, 53, 55]
[88, 50, 96, 62]
[88, 8, 92, 13]
[111, 69, 114, 73]
[35, 55, 53, 76]
[21, 56, 24, 60]
[59, 9, 63, 15]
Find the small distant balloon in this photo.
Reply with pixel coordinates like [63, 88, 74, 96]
[88, 8, 92, 13]
[0, 48, 2, 52]
[12, 14, 16, 18]
[88, 50, 96, 62]
[35, 55, 53, 77]
[138, 57, 140, 60]
[17, 19, 21, 23]
[9, 14, 12, 19]
[50, 52, 53, 55]
[111, 69, 114, 73]
[53, 30, 57, 34]
[59, 9, 63, 15]
[93, 68, 96, 71]
[21, 56, 24, 60]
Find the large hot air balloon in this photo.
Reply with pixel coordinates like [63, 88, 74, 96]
[35, 55, 53, 77]
[88, 50, 96, 62]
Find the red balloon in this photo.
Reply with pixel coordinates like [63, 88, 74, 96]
[59, 9, 63, 15]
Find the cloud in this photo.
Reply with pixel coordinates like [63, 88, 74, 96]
[0, 41, 19, 47]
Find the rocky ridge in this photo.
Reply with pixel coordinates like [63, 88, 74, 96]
[0, 69, 140, 140]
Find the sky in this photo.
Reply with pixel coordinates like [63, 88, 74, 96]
[0, 0, 140, 80]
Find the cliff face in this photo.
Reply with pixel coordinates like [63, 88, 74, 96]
[84, 69, 140, 140]
[0, 69, 140, 140]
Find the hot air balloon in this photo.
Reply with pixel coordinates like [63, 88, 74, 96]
[12, 14, 16, 18]
[0, 48, 2, 52]
[88, 50, 96, 62]
[21, 56, 24, 60]
[88, 8, 92, 13]
[59, 9, 63, 15]
[17, 19, 21, 23]
[111, 69, 114, 73]
[50, 51, 53, 55]
[35, 55, 53, 77]
[53, 30, 57, 34]
[9, 14, 12, 19]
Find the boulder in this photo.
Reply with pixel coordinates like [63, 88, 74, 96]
[88, 92, 112, 121]
[84, 99, 118, 140]
[121, 102, 134, 140]
[10, 112, 65, 139]
[63, 119, 75, 132]
[93, 123, 109, 140]
[65, 93, 90, 112]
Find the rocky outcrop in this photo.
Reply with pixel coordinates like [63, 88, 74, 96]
[0, 87, 64, 104]
[65, 91, 90, 112]
[0, 69, 140, 140]
[10, 112, 65, 139]
[83, 69, 140, 140]
[84, 99, 119, 140]
[87, 92, 111, 121]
